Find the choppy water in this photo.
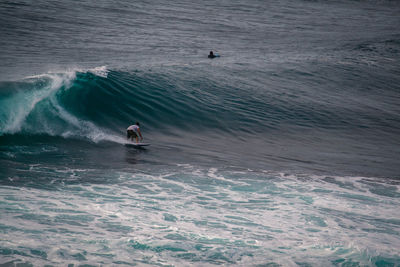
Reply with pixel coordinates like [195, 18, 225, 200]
[1, 0, 400, 266]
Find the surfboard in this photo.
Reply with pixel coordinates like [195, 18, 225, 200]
[125, 142, 150, 148]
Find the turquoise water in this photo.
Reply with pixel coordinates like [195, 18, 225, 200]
[1, 0, 400, 265]
[1, 163, 400, 265]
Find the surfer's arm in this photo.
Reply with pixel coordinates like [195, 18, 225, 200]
[138, 128, 143, 140]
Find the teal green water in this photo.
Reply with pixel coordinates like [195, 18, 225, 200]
[1, 167, 400, 265]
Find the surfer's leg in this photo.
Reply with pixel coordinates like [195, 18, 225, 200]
[131, 131, 138, 142]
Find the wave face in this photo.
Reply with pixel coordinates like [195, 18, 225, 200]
[1, 64, 400, 140]
[1, 63, 400, 178]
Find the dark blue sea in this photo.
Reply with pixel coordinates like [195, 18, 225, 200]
[1, 0, 400, 266]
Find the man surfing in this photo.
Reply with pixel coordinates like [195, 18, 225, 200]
[127, 122, 143, 143]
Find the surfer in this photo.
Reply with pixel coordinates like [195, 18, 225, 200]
[127, 122, 143, 143]
[208, 51, 218, 59]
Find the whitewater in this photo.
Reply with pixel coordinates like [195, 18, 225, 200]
[1, 0, 400, 266]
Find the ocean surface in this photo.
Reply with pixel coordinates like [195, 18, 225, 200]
[1, 0, 400, 266]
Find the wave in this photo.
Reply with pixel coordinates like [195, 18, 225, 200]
[0, 67, 123, 143]
[1, 65, 399, 143]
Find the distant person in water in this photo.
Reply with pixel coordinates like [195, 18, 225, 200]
[208, 51, 218, 59]
[127, 122, 143, 143]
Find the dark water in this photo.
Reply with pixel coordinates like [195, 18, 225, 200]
[1, 0, 400, 266]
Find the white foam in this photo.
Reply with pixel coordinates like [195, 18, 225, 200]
[24, 66, 109, 79]
[1, 168, 399, 265]
[86, 65, 109, 78]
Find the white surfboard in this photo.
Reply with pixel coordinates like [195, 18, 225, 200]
[125, 142, 150, 148]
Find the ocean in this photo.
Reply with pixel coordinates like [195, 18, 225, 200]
[1, 0, 400, 266]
